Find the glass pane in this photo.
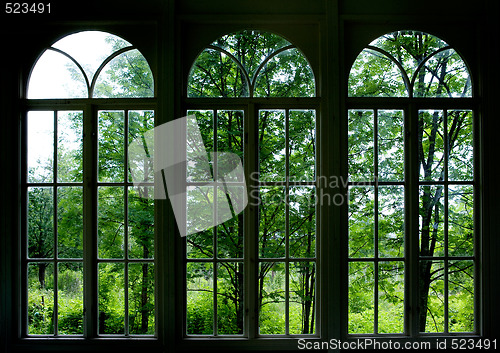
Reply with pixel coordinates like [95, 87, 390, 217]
[98, 110, 125, 182]
[289, 186, 316, 258]
[289, 110, 316, 181]
[378, 110, 404, 181]
[259, 187, 286, 258]
[128, 111, 155, 183]
[98, 187, 125, 259]
[348, 186, 375, 258]
[128, 186, 154, 259]
[348, 110, 374, 182]
[289, 262, 316, 334]
[419, 260, 444, 333]
[28, 187, 53, 259]
[187, 48, 249, 98]
[448, 185, 474, 257]
[128, 263, 155, 334]
[93, 49, 154, 98]
[27, 50, 87, 99]
[57, 111, 83, 182]
[57, 262, 83, 335]
[348, 262, 374, 334]
[419, 110, 444, 181]
[217, 110, 244, 180]
[259, 110, 286, 182]
[28, 263, 54, 335]
[186, 186, 214, 239]
[378, 261, 404, 333]
[51, 31, 132, 82]
[413, 49, 472, 98]
[57, 187, 83, 258]
[448, 110, 473, 181]
[28, 111, 54, 183]
[254, 48, 315, 97]
[419, 185, 445, 257]
[449, 260, 474, 332]
[98, 263, 125, 334]
[217, 262, 244, 335]
[217, 186, 244, 259]
[187, 110, 213, 182]
[348, 49, 408, 97]
[186, 262, 214, 335]
[259, 262, 285, 334]
[378, 186, 404, 258]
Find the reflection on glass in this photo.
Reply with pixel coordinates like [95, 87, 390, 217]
[98, 187, 124, 259]
[259, 262, 285, 334]
[28, 263, 54, 335]
[419, 110, 444, 181]
[98, 111, 125, 182]
[448, 110, 473, 181]
[378, 186, 404, 258]
[289, 262, 315, 334]
[378, 110, 404, 181]
[98, 263, 125, 334]
[57, 262, 83, 335]
[186, 186, 214, 238]
[419, 185, 444, 257]
[448, 260, 474, 332]
[254, 48, 315, 97]
[28, 187, 54, 259]
[128, 186, 154, 259]
[348, 262, 374, 334]
[259, 187, 286, 258]
[217, 262, 244, 335]
[57, 111, 83, 183]
[128, 263, 155, 334]
[348, 186, 375, 258]
[28, 50, 87, 99]
[186, 262, 214, 335]
[289, 186, 316, 258]
[348, 110, 374, 182]
[419, 260, 444, 333]
[378, 262, 404, 333]
[259, 110, 285, 182]
[58, 187, 83, 258]
[448, 185, 474, 257]
[28, 111, 54, 183]
[289, 110, 316, 181]
[93, 49, 154, 98]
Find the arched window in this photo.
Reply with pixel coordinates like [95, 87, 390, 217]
[185, 30, 318, 337]
[347, 30, 475, 335]
[25, 31, 156, 337]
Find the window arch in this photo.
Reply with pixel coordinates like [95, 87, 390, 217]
[185, 30, 318, 337]
[347, 30, 476, 336]
[187, 30, 315, 98]
[28, 31, 154, 99]
[349, 30, 472, 98]
[24, 31, 156, 337]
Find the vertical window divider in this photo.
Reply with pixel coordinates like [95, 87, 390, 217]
[213, 109, 219, 337]
[53, 110, 59, 336]
[124, 109, 130, 336]
[285, 109, 290, 336]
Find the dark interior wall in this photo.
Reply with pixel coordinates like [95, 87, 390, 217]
[1, 0, 498, 352]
